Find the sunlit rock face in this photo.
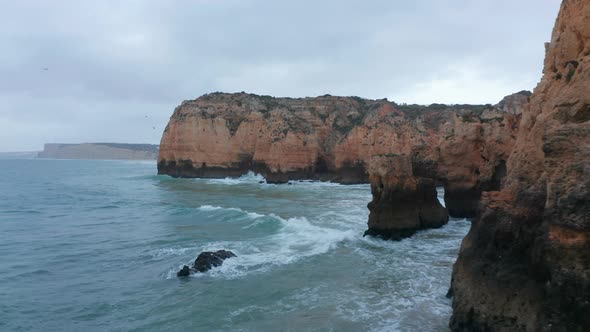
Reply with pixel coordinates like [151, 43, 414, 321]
[159, 92, 523, 218]
[450, 0, 590, 330]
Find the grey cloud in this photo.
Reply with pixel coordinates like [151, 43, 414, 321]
[0, 0, 561, 151]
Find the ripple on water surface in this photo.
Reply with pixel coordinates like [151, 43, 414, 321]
[0, 162, 470, 332]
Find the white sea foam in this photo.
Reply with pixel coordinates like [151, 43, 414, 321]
[286, 180, 370, 189]
[201, 171, 374, 189]
[149, 247, 198, 259]
[197, 205, 225, 211]
[165, 179, 456, 330]
[197, 205, 264, 219]
[204, 220, 356, 279]
[165, 212, 357, 279]
[205, 171, 266, 185]
[436, 186, 446, 207]
[315, 210, 367, 230]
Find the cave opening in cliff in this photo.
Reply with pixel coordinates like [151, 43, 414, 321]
[490, 160, 507, 191]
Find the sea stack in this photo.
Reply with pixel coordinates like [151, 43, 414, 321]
[364, 154, 448, 240]
[449, 0, 590, 330]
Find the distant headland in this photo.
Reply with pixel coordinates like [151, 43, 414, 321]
[37, 143, 159, 160]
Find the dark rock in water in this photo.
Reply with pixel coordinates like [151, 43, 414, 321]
[176, 250, 236, 277]
[365, 155, 448, 241]
[177, 265, 190, 277]
[194, 250, 236, 272]
[258, 180, 265, 184]
[363, 228, 417, 241]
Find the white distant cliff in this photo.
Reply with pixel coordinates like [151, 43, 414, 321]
[37, 143, 159, 160]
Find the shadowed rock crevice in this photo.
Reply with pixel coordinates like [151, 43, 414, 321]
[443, 186, 481, 219]
[489, 159, 507, 191]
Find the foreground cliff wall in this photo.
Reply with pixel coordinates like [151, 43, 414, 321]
[159, 92, 524, 217]
[450, 0, 590, 330]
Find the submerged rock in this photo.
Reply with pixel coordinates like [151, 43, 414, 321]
[176, 250, 236, 277]
[193, 250, 236, 273]
[177, 265, 190, 277]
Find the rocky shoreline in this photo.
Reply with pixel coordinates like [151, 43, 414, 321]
[158, 91, 524, 223]
[159, 0, 589, 329]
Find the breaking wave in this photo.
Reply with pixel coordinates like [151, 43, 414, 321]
[163, 206, 360, 279]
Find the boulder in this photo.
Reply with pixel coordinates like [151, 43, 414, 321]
[176, 265, 190, 277]
[176, 250, 237, 277]
[193, 250, 236, 273]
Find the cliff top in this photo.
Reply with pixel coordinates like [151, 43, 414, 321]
[180, 91, 529, 115]
[170, 91, 528, 136]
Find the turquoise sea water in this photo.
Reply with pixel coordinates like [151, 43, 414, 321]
[0, 159, 469, 331]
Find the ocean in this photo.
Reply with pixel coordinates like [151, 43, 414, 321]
[0, 159, 469, 331]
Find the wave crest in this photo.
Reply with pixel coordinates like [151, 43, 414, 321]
[164, 212, 358, 279]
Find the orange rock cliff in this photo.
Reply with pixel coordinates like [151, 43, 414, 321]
[449, 0, 590, 330]
[158, 92, 525, 220]
[156, 0, 589, 329]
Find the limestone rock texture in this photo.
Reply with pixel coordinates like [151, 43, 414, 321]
[450, 1, 590, 330]
[495, 90, 531, 115]
[159, 92, 523, 217]
[364, 154, 448, 240]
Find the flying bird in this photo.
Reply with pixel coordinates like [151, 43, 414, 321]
[41, 68, 48, 71]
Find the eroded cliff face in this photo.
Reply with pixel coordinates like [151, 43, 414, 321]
[450, 1, 590, 330]
[364, 154, 448, 240]
[159, 92, 523, 217]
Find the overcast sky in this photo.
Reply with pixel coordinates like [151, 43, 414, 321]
[0, 0, 561, 152]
